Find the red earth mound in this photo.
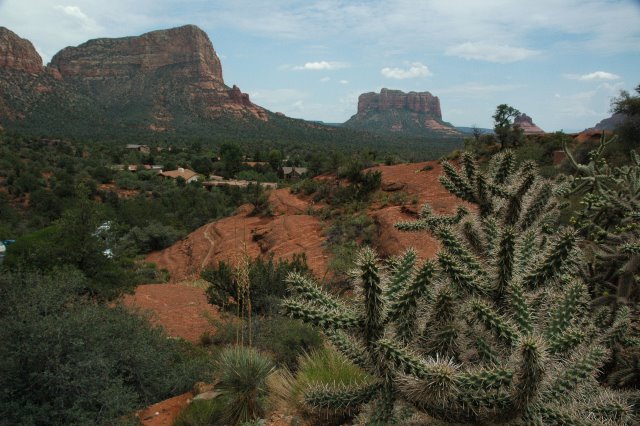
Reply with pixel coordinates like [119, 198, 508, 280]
[122, 283, 218, 343]
[368, 161, 473, 259]
[131, 162, 472, 426]
[146, 188, 329, 281]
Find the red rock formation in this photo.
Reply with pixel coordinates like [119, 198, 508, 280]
[357, 88, 442, 118]
[50, 25, 223, 83]
[344, 88, 459, 136]
[514, 113, 544, 134]
[48, 25, 267, 121]
[0, 27, 43, 74]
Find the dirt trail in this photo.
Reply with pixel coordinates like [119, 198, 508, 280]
[201, 222, 216, 270]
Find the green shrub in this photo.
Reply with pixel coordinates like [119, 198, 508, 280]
[121, 221, 184, 253]
[214, 346, 274, 425]
[174, 398, 227, 426]
[0, 269, 212, 425]
[203, 254, 309, 315]
[270, 347, 374, 425]
[207, 316, 323, 370]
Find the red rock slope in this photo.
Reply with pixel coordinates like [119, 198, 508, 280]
[368, 161, 474, 260]
[146, 188, 330, 281]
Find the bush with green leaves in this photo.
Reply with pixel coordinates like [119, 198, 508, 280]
[3, 196, 132, 299]
[283, 151, 638, 424]
[0, 269, 211, 425]
[173, 398, 228, 426]
[205, 316, 323, 370]
[269, 347, 375, 425]
[121, 221, 184, 253]
[203, 253, 309, 315]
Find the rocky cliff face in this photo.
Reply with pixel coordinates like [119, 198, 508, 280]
[0, 25, 267, 135]
[591, 113, 626, 131]
[344, 89, 459, 136]
[357, 89, 443, 118]
[513, 113, 544, 134]
[0, 27, 43, 74]
[50, 25, 266, 124]
[51, 25, 223, 83]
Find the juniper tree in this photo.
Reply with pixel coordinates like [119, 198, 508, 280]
[283, 151, 638, 424]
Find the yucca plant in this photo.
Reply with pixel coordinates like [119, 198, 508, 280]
[214, 346, 275, 425]
[283, 151, 638, 424]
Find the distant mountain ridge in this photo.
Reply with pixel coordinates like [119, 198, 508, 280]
[343, 88, 460, 137]
[0, 25, 272, 137]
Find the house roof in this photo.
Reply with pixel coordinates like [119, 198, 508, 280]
[160, 168, 199, 181]
[281, 167, 308, 175]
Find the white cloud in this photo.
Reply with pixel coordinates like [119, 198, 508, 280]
[446, 42, 539, 63]
[54, 5, 100, 31]
[564, 71, 621, 81]
[320, 76, 330, 82]
[381, 62, 431, 79]
[292, 61, 349, 71]
[339, 80, 349, 84]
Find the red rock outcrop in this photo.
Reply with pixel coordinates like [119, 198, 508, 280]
[357, 88, 443, 118]
[0, 27, 43, 74]
[47, 25, 266, 121]
[514, 113, 544, 134]
[344, 88, 459, 136]
[50, 25, 222, 83]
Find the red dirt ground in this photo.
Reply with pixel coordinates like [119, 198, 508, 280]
[368, 160, 473, 260]
[122, 284, 218, 344]
[146, 188, 330, 282]
[135, 392, 193, 426]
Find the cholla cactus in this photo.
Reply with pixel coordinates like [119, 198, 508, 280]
[283, 152, 637, 424]
[563, 136, 640, 309]
[564, 137, 640, 389]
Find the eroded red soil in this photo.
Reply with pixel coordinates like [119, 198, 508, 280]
[132, 163, 473, 425]
[122, 283, 218, 343]
[368, 161, 474, 259]
[146, 188, 330, 281]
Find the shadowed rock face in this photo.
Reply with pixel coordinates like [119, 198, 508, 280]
[0, 27, 43, 74]
[357, 88, 443, 118]
[48, 25, 266, 122]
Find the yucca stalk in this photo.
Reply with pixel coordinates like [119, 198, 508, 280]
[283, 150, 638, 423]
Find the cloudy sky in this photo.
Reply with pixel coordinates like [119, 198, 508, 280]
[1, 0, 639, 131]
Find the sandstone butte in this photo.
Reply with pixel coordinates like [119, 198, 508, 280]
[514, 113, 545, 135]
[344, 88, 460, 136]
[0, 25, 267, 126]
[358, 88, 443, 116]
